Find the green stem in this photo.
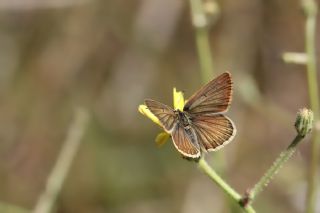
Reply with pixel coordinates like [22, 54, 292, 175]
[32, 108, 89, 213]
[248, 135, 304, 202]
[198, 158, 256, 213]
[189, 0, 226, 177]
[307, 133, 320, 213]
[189, 0, 215, 82]
[302, 1, 320, 212]
[189, 0, 225, 171]
[304, 2, 319, 116]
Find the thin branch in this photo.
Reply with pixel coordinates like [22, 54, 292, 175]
[301, 0, 320, 212]
[245, 108, 313, 206]
[32, 108, 89, 213]
[189, 0, 215, 82]
[248, 135, 304, 202]
[282, 52, 308, 65]
[198, 158, 256, 213]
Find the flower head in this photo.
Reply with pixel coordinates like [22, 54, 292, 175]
[295, 108, 313, 137]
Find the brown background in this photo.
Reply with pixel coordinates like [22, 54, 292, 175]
[0, 0, 318, 212]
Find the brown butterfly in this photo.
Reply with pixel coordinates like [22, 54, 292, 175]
[145, 72, 236, 159]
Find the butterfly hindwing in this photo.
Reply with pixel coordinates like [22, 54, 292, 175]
[145, 99, 177, 133]
[184, 72, 232, 114]
[191, 114, 236, 151]
[171, 123, 201, 158]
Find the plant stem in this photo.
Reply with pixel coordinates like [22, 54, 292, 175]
[198, 158, 256, 213]
[32, 108, 89, 213]
[189, 2, 241, 211]
[189, 0, 215, 82]
[248, 135, 304, 202]
[189, 0, 225, 170]
[302, 0, 320, 212]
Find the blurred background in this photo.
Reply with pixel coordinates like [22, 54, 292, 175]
[0, 0, 319, 212]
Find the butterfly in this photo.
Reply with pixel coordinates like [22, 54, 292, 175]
[145, 72, 236, 159]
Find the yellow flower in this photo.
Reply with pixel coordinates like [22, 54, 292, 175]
[173, 88, 185, 111]
[139, 88, 185, 146]
[138, 104, 161, 126]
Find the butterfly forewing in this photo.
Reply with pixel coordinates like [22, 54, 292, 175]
[191, 114, 236, 151]
[171, 123, 201, 158]
[184, 72, 232, 114]
[145, 99, 177, 132]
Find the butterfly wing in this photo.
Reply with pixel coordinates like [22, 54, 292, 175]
[145, 99, 177, 133]
[184, 72, 233, 114]
[171, 123, 201, 158]
[145, 99, 201, 158]
[191, 114, 236, 151]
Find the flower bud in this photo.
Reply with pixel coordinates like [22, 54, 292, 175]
[295, 108, 313, 137]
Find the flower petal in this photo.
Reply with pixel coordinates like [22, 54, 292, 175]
[155, 132, 170, 147]
[173, 88, 185, 111]
[138, 104, 161, 126]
